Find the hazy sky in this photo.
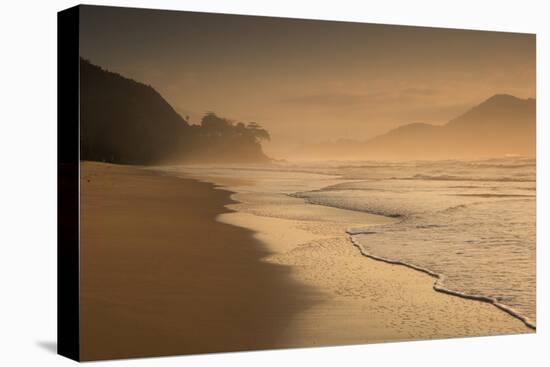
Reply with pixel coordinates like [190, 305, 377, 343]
[79, 5, 535, 157]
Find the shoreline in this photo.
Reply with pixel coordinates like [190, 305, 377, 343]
[177, 166, 532, 345]
[347, 235, 536, 330]
[80, 162, 532, 360]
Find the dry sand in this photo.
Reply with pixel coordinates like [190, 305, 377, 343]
[80, 162, 316, 360]
[79, 162, 530, 360]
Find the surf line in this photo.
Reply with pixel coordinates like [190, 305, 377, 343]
[346, 231, 536, 330]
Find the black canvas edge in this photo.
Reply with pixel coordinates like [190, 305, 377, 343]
[57, 5, 81, 362]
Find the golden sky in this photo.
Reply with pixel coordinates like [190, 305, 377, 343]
[80, 5, 535, 157]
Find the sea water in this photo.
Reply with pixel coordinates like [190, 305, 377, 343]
[288, 158, 536, 327]
[166, 157, 536, 327]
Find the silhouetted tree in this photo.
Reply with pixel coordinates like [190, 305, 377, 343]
[246, 122, 270, 142]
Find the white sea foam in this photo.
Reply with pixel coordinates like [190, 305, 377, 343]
[290, 158, 536, 327]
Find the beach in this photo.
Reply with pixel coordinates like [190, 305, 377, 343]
[80, 162, 531, 360]
[79, 162, 315, 360]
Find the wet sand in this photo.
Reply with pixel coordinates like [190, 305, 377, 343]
[80, 162, 531, 360]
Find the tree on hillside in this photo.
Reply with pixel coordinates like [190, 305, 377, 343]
[199, 113, 270, 144]
[246, 122, 271, 142]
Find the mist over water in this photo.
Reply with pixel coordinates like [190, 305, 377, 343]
[291, 158, 536, 326]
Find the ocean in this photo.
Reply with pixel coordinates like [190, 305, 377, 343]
[164, 157, 536, 328]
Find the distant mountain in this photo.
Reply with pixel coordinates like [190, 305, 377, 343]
[80, 59, 270, 164]
[296, 94, 535, 160]
[365, 94, 535, 159]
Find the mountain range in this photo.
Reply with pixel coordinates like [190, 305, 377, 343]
[80, 58, 535, 163]
[298, 94, 535, 160]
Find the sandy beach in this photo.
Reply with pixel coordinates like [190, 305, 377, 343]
[80, 162, 531, 360]
[80, 162, 316, 360]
